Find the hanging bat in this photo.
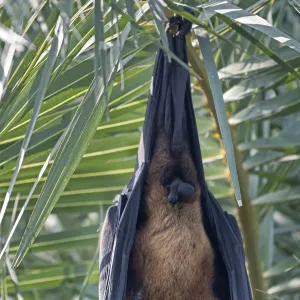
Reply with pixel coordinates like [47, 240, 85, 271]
[98, 14, 249, 300]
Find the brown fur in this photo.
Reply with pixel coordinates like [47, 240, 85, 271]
[126, 133, 217, 300]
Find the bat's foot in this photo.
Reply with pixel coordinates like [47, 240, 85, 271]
[134, 288, 143, 300]
[167, 178, 195, 205]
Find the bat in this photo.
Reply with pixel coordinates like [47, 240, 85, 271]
[98, 15, 251, 300]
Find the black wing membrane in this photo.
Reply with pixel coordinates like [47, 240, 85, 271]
[99, 23, 252, 300]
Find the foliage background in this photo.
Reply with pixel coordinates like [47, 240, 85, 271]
[0, 0, 300, 299]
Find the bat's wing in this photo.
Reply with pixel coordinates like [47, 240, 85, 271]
[99, 22, 251, 300]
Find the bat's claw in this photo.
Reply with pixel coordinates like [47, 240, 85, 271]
[167, 178, 195, 205]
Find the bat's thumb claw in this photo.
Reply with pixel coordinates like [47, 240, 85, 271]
[178, 182, 195, 198]
[167, 178, 195, 205]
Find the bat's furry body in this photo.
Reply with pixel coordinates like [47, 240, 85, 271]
[126, 132, 217, 300]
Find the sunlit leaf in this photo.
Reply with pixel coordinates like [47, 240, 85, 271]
[198, 35, 242, 206]
[203, 0, 300, 53]
[12, 4, 149, 268]
[253, 187, 300, 206]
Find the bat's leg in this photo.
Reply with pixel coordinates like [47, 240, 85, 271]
[167, 178, 195, 205]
